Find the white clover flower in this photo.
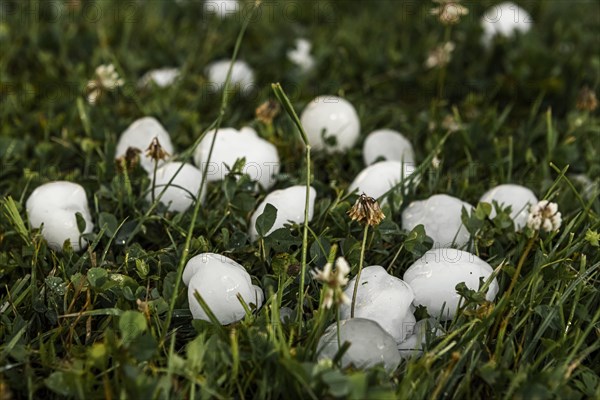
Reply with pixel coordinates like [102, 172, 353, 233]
[430, 0, 469, 25]
[425, 41, 455, 69]
[86, 64, 124, 105]
[287, 38, 315, 72]
[311, 257, 351, 309]
[527, 200, 562, 232]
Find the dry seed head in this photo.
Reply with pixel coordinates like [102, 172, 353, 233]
[348, 193, 385, 226]
[146, 137, 170, 161]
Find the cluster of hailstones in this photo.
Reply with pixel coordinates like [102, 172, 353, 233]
[23, 2, 561, 370]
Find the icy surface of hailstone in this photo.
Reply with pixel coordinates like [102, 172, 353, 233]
[362, 129, 415, 166]
[300, 96, 360, 152]
[402, 194, 473, 248]
[317, 318, 401, 372]
[339, 266, 415, 343]
[183, 253, 264, 325]
[206, 60, 255, 92]
[115, 117, 174, 172]
[26, 181, 94, 251]
[193, 127, 280, 189]
[146, 162, 205, 213]
[403, 248, 499, 320]
[249, 186, 317, 240]
[479, 184, 538, 230]
[138, 68, 180, 88]
[398, 319, 444, 359]
[348, 161, 417, 200]
[481, 2, 532, 46]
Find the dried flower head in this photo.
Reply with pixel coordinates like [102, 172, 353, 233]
[146, 137, 170, 162]
[255, 99, 280, 124]
[311, 257, 351, 309]
[576, 86, 598, 112]
[425, 41, 455, 69]
[348, 193, 385, 226]
[116, 147, 142, 173]
[431, 0, 469, 25]
[527, 200, 562, 232]
[86, 64, 124, 105]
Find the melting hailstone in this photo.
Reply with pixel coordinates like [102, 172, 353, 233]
[348, 160, 417, 199]
[339, 266, 415, 343]
[362, 129, 415, 166]
[249, 185, 316, 240]
[317, 318, 401, 372]
[182, 253, 264, 325]
[146, 162, 206, 213]
[115, 117, 174, 173]
[403, 248, 499, 320]
[402, 194, 473, 248]
[479, 184, 538, 230]
[26, 181, 94, 252]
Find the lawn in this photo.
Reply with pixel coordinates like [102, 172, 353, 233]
[1, 0, 599, 398]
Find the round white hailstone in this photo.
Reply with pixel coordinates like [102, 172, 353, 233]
[481, 2, 532, 47]
[479, 184, 538, 230]
[348, 160, 417, 200]
[402, 194, 473, 248]
[146, 162, 206, 213]
[339, 265, 415, 344]
[287, 38, 315, 72]
[317, 318, 401, 372]
[398, 318, 444, 359]
[26, 181, 94, 252]
[249, 185, 317, 240]
[138, 68, 180, 88]
[279, 306, 294, 323]
[300, 96, 360, 152]
[193, 127, 280, 189]
[206, 60, 255, 93]
[183, 253, 264, 325]
[403, 248, 499, 320]
[362, 129, 415, 166]
[115, 117, 174, 173]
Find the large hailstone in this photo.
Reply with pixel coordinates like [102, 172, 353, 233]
[479, 184, 538, 230]
[193, 127, 280, 189]
[481, 2, 532, 46]
[317, 318, 401, 372]
[206, 60, 255, 93]
[348, 161, 417, 199]
[183, 253, 264, 325]
[115, 117, 174, 173]
[403, 248, 499, 320]
[249, 185, 317, 240]
[26, 181, 94, 252]
[300, 96, 360, 152]
[362, 129, 415, 166]
[146, 162, 205, 212]
[402, 194, 473, 248]
[339, 266, 415, 343]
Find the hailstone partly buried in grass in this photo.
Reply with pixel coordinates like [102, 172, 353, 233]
[183, 253, 263, 325]
[397, 318, 445, 359]
[402, 194, 473, 248]
[206, 59, 255, 93]
[481, 2, 532, 47]
[339, 266, 415, 344]
[479, 184, 538, 230]
[403, 248, 499, 320]
[26, 181, 94, 252]
[362, 129, 415, 166]
[193, 127, 280, 189]
[138, 67, 180, 88]
[348, 161, 417, 200]
[249, 185, 317, 240]
[115, 117, 174, 173]
[300, 95, 360, 152]
[146, 162, 205, 212]
[317, 318, 401, 372]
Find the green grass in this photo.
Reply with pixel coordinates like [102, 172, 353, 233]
[1, 0, 599, 398]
